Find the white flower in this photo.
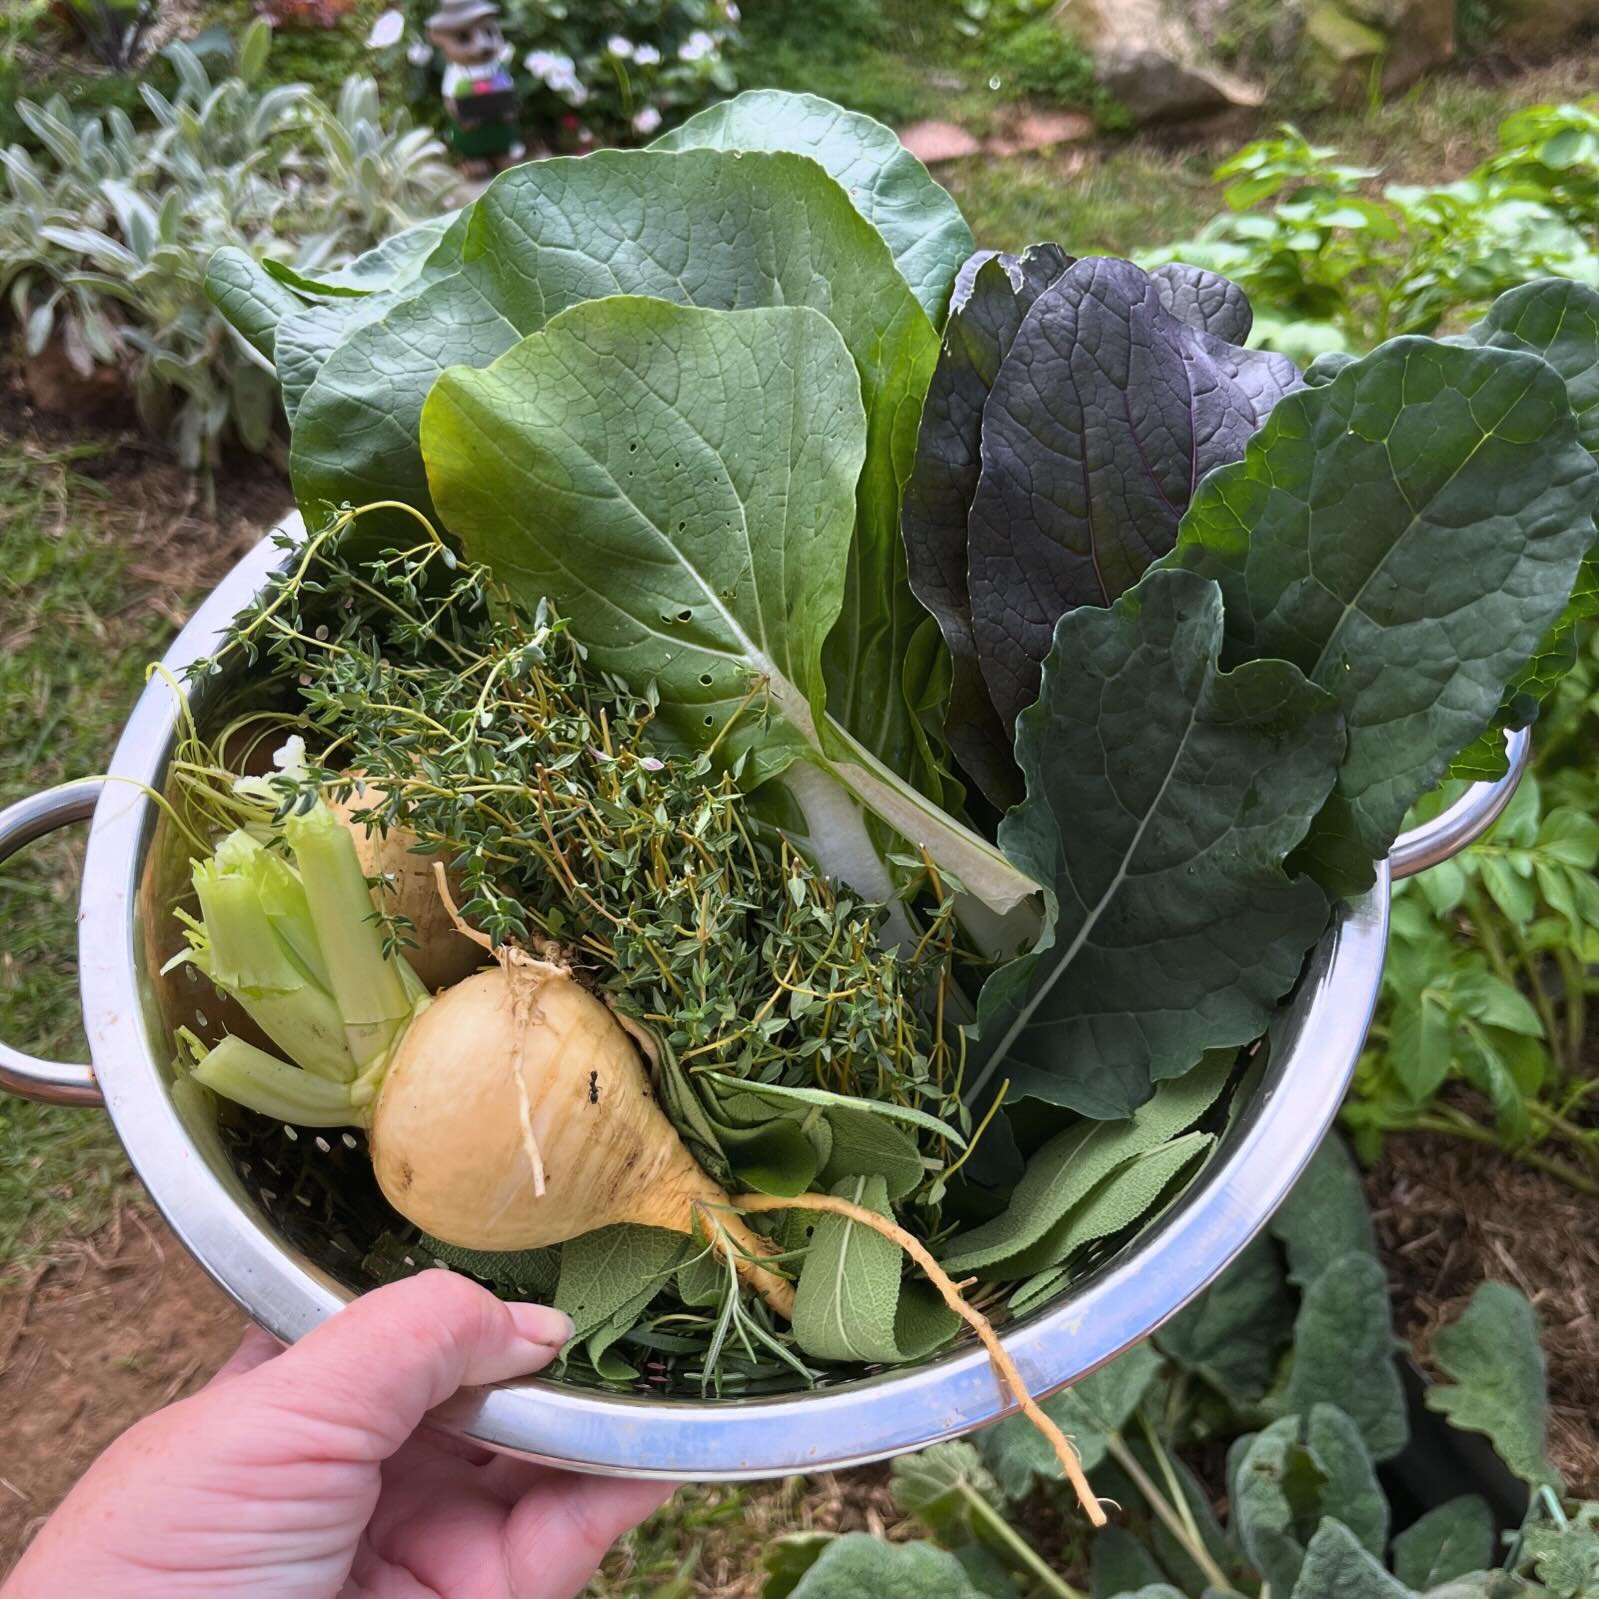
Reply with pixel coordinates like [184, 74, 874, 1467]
[632, 105, 663, 135]
[407, 38, 433, 63]
[365, 9, 404, 48]
[724, 2, 740, 20]
[678, 28, 717, 61]
[631, 42, 661, 66]
[606, 34, 634, 57]
[525, 48, 583, 94]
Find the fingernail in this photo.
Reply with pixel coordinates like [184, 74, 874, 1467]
[508, 1302, 575, 1349]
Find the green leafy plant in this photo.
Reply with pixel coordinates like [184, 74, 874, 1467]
[1350, 629, 1599, 1197]
[770, 1142, 1597, 1599]
[1143, 121, 1599, 359]
[0, 21, 455, 470]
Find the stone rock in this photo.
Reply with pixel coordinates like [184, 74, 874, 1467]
[1490, 0, 1597, 45]
[1303, 0, 1455, 99]
[985, 107, 1095, 157]
[898, 120, 982, 165]
[1056, 0, 1266, 125]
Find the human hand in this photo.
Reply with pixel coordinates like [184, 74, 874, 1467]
[4, 1271, 673, 1599]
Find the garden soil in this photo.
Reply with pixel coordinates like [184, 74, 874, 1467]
[0, 1202, 247, 1575]
[1367, 1130, 1599, 1498]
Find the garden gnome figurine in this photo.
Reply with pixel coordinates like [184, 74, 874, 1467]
[426, 0, 524, 176]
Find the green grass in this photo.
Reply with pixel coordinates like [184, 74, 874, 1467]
[943, 144, 1221, 256]
[0, 444, 182, 1271]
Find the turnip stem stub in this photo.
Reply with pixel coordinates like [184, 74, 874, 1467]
[726, 1191, 1106, 1527]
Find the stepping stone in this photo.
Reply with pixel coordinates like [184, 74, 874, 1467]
[899, 119, 982, 164]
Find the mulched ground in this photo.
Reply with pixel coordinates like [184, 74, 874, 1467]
[0, 1204, 247, 1574]
[1368, 1131, 1599, 1498]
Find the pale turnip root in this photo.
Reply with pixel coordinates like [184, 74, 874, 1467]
[177, 794, 795, 1319]
[370, 965, 795, 1317]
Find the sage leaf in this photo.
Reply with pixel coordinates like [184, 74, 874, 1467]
[1286, 1253, 1408, 1462]
[1170, 336, 1599, 894]
[1391, 1497, 1495, 1591]
[1269, 1134, 1375, 1290]
[421, 1235, 561, 1300]
[791, 1176, 957, 1365]
[1425, 1281, 1561, 1488]
[787, 1532, 984, 1599]
[555, 1223, 688, 1344]
[944, 1054, 1234, 1273]
[818, 1106, 926, 1201]
[985, 1130, 1214, 1279]
[968, 567, 1340, 1118]
[698, 1073, 965, 1145]
[653, 89, 975, 321]
[1155, 1233, 1295, 1410]
[980, 1339, 1161, 1500]
[967, 256, 1299, 729]
[1288, 1517, 1412, 1599]
[901, 244, 1073, 807]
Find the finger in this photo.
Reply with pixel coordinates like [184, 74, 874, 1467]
[206, 1326, 281, 1387]
[238, 1271, 572, 1461]
[503, 1474, 678, 1596]
[477, 1452, 548, 1503]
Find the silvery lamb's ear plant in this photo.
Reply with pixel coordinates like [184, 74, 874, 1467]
[0, 19, 457, 472]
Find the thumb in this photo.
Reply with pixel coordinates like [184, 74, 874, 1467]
[237, 1269, 572, 1461]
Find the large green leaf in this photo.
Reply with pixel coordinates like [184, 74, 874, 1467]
[1391, 1497, 1495, 1591]
[790, 1176, 957, 1364]
[1288, 1518, 1413, 1599]
[292, 149, 942, 806]
[1285, 1253, 1408, 1462]
[944, 1054, 1233, 1273]
[890, 1443, 1002, 1544]
[1269, 1135, 1374, 1290]
[968, 567, 1340, 1118]
[1448, 279, 1599, 778]
[1229, 1416, 1325, 1597]
[1304, 1404, 1388, 1560]
[427, 296, 850, 764]
[422, 295, 1033, 915]
[652, 89, 975, 321]
[900, 244, 1073, 810]
[204, 245, 302, 362]
[1171, 336, 1599, 894]
[788, 1534, 983, 1599]
[1425, 1281, 1561, 1488]
[1155, 1234, 1295, 1410]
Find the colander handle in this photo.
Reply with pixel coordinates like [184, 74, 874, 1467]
[0, 778, 106, 1108]
[1389, 726, 1532, 881]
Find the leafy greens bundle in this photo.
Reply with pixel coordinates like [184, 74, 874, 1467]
[202, 93, 1599, 1396]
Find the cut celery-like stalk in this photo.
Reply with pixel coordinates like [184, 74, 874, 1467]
[191, 1034, 358, 1128]
[283, 802, 416, 1069]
